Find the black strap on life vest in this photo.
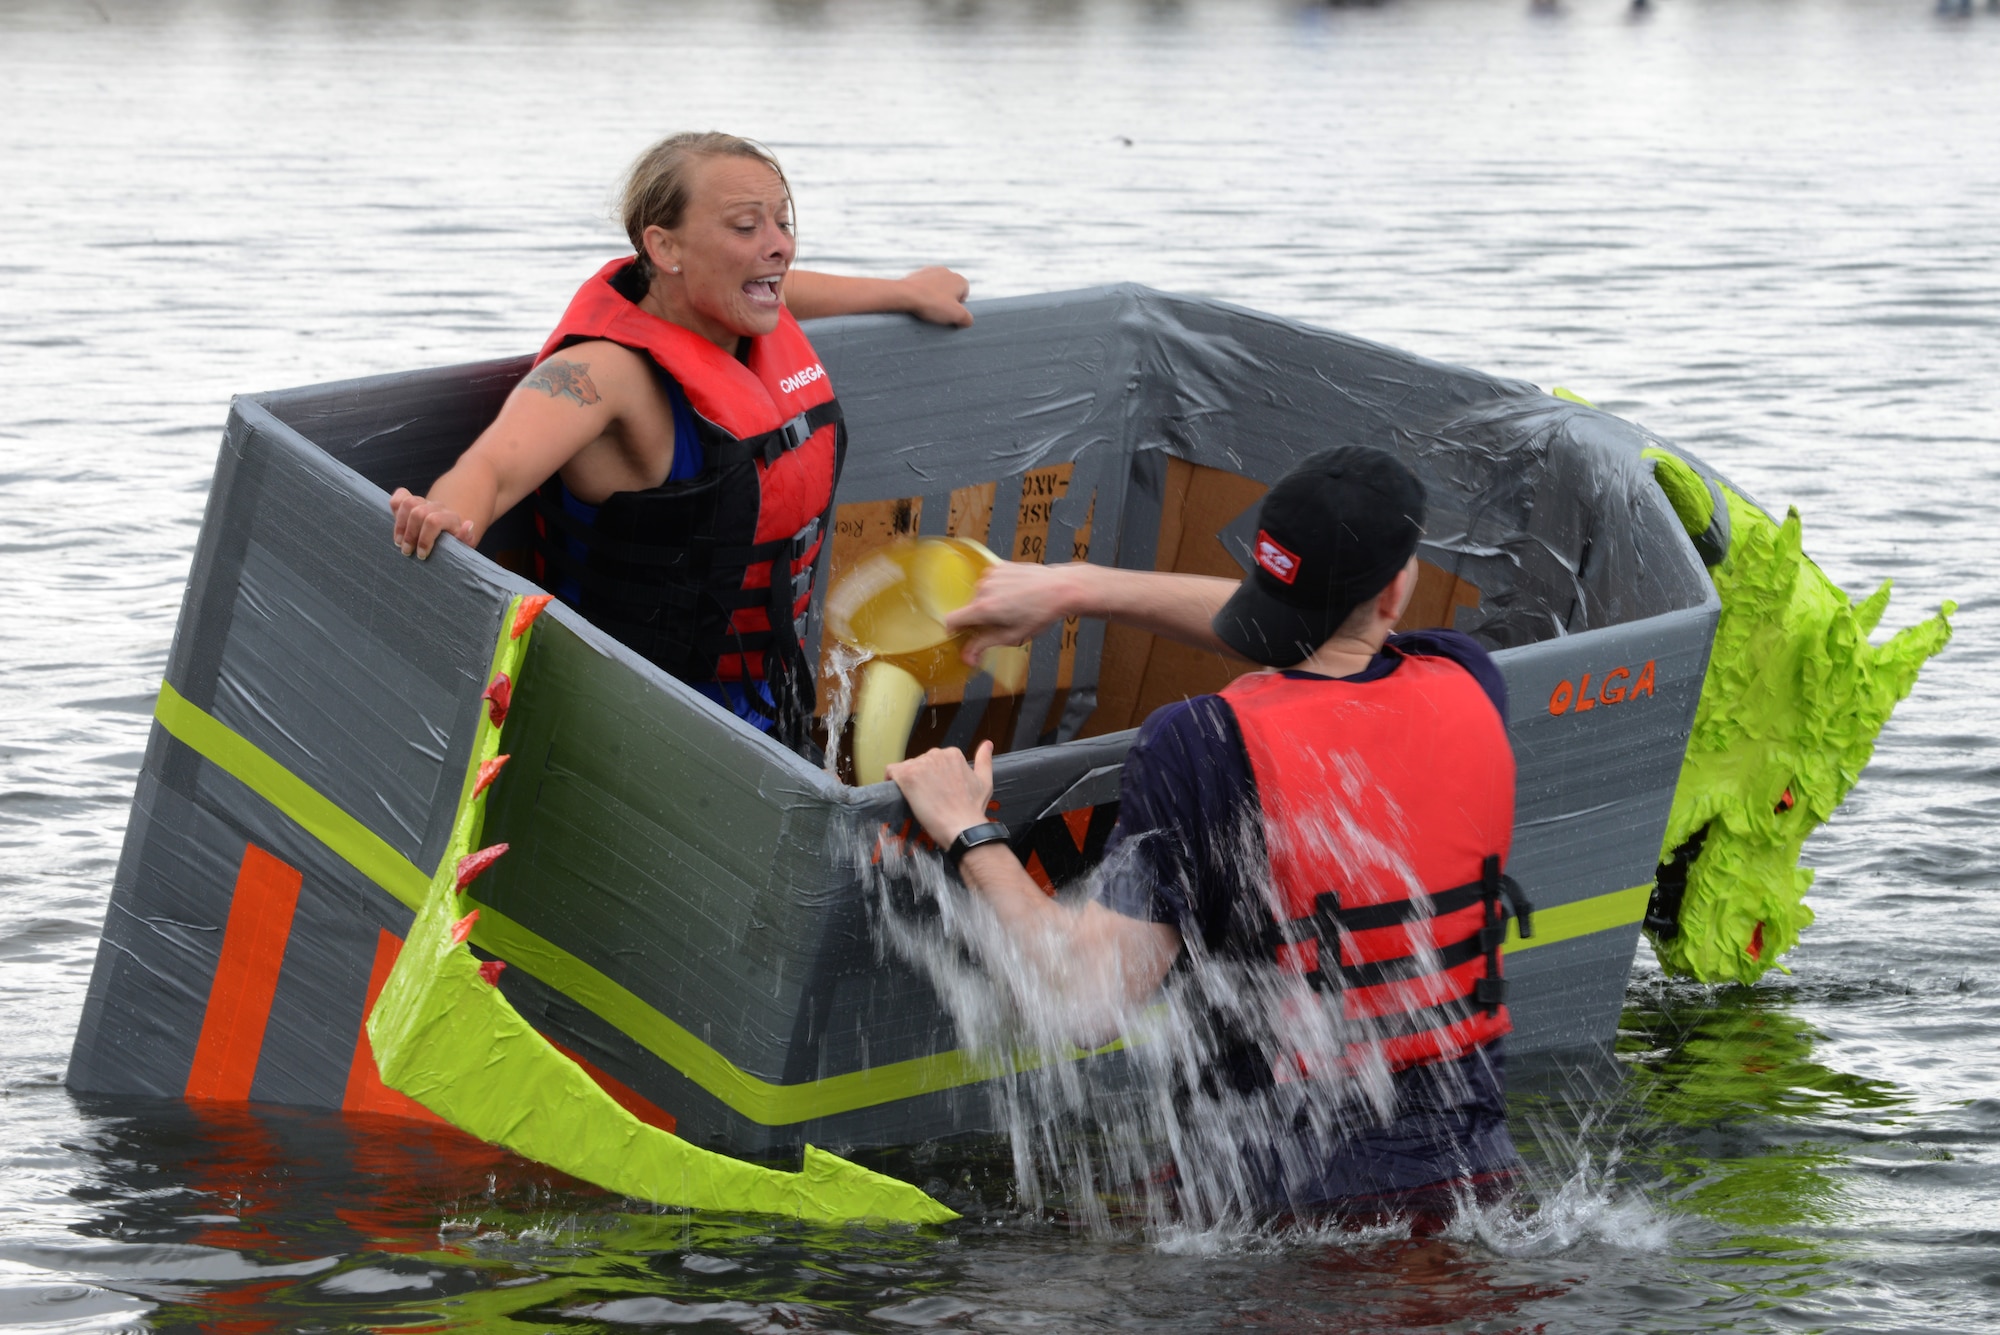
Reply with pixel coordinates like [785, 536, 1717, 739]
[686, 398, 844, 471]
[531, 507, 820, 607]
[1261, 855, 1534, 1015]
[754, 510, 831, 753]
[756, 399, 843, 466]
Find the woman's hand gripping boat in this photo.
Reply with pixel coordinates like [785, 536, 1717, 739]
[68, 286, 1951, 1215]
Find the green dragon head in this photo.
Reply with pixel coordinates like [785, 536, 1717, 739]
[1644, 449, 1953, 985]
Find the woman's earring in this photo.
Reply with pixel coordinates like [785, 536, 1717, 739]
[668, 264, 682, 274]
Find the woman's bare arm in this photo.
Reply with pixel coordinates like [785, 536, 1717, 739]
[785, 266, 973, 327]
[389, 343, 649, 558]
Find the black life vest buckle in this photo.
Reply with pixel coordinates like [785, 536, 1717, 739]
[1479, 856, 1535, 937]
[777, 412, 812, 456]
[755, 411, 816, 465]
[1476, 855, 1520, 1015]
[1501, 875, 1534, 939]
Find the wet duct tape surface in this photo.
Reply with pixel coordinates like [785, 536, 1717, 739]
[70, 285, 1721, 1151]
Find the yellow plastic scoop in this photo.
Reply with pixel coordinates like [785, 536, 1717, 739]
[825, 538, 1030, 784]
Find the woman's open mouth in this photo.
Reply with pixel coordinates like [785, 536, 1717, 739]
[742, 277, 783, 307]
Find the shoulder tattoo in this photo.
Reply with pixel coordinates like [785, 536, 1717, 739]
[522, 358, 602, 407]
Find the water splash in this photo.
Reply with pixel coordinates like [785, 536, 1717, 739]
[818, 643, 872, 782]
[1451, 1141, 1670, 1258]
[1142, 1145, 1670, 1260]
[857, 738, 1684, 1258]
[859, 797, 1505, 1241]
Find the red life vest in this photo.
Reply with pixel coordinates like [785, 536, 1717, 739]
[528, 258, 844, 749]
[1220, 652, 1529, 1076]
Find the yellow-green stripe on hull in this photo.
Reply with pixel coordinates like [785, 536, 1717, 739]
[1504, 884, 1653, 953]
[151, 682, 1650, 1128]
[155, 681, 430, 910]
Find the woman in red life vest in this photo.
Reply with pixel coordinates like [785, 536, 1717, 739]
[887, 447, 1525, 1222]
[389, 132, 971, 749]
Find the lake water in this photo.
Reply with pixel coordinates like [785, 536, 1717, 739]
[3, 0, 1998, 1329]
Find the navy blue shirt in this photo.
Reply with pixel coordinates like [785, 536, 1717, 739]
[1095, 630, 1520, 1206]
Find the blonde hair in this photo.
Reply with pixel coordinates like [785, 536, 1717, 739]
[621, 132, 792, 284]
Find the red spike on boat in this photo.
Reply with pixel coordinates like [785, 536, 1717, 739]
[511, 594, 554, 639]
[455, 843, 508, 891]
[472, 755, 510, 798]
[482, 673, 512, 726]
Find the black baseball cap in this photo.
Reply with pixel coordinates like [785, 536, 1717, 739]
[1211, 446, 1426, 667]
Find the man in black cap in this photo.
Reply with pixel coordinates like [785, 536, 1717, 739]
[886, 445, 1522, 1222]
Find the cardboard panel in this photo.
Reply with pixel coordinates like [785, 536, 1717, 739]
[814, 462, 1091, 723]
[1079, 458, 1263, 737]
[1397, 563, 1483, 633]
[1084, 458, 1488, 738]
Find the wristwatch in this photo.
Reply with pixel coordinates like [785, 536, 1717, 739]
[944, 821, 1011, 871]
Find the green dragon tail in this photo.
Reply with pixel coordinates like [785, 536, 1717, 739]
[1644, 449, 1953, 984]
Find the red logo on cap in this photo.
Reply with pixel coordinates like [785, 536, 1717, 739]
[1254, 530, 1301, 585]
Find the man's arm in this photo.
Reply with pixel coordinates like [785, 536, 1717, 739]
[887, 741, 1181, 1043]
[944, 562, 1247, 664]
[785, 267, 973, 327]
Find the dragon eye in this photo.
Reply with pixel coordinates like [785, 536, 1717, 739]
[1775, 787, 1796, 814]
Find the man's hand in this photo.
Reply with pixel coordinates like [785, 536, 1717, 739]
[898, 266, 974, 327]
[944, 561, 1092, 664]
[886, 740, 996, 848]
[888, 737, 1184, 1031]
[390, 487, 474, 560]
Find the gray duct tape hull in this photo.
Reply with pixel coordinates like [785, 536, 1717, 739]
[70, 285, 1722, 1152]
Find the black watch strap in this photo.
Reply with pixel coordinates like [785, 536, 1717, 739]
[945, 821, 1011, 870]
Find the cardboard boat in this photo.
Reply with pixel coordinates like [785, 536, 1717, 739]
[69, 285, 1725, 1153]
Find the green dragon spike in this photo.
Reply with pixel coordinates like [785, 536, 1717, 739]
[1644, 450, 1953, 984]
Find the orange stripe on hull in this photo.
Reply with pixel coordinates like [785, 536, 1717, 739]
[342, 929, 445, 1123]
[184, 845, 303, 1102]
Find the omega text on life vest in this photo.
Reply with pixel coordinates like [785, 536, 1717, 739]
[779, 363, 827, 395]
